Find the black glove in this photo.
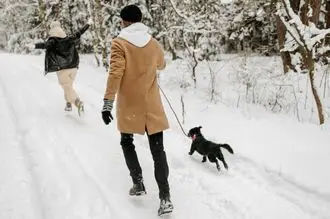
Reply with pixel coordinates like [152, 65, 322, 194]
[102, 99, 114, 125]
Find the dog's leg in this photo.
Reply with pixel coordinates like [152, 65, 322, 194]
[217, 152, 228, 170]
[216, 161, 220, 171]
[222, 160, 228, 170]
[219, 155, 228, 169]
[189, 145, 196, 155]
[207, 155, 220, 171]
[202, 156, 207, 162]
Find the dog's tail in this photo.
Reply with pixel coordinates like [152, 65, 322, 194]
[219, 144, 234, 154]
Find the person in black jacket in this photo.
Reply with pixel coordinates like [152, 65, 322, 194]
[35, 20, 92, 113]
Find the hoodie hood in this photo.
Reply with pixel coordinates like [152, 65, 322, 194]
[118, 22, 151, 47]
[49, 21, 67, 38]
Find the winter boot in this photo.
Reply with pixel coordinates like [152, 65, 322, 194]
[158, 195, 173, 216]
[64, 102, 72, 112]
[129, 181, 147, 196]
[74, 98, 84, 116]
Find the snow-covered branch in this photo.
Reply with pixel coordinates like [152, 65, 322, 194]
[309, 23, 330, 48]
[168, 0, 196, 28]
[278, 0, 330, 52]
[168, 25, 224, 35]
[318, 46, 330, 56]
[278, 0, 307, 50]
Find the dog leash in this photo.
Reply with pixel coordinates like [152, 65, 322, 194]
[159, 85, 189, 138]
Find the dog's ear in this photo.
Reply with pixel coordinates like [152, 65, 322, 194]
[198, 126, 202, 129]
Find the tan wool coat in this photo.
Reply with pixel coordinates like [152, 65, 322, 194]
[104, 37, 169, 135]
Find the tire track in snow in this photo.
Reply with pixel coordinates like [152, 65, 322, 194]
[3, 54, 329, 219]
[164, 130, 330, 219]
[49, 115, 133, 219]
[0, 56, 118, 219]
[167, 151, 260, 219]
[0, 71, 46, 219]
[51, 56, 330, 219]
[27, 58, 136, 219]
[68, 61, 325, 219]
[230, 155, 330, 219]
[26, 56, 135, 218]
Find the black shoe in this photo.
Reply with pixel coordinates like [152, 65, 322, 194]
[64, 102, 72, 111]
[158, 196, 173, 216]
[129, 181, 146, 196]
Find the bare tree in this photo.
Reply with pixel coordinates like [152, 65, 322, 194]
[37, 0, 46, 35]
[325, 0, 330, 45]
[276, 16, 292, 73]
[181, 95, 185, 124]
[94, 0, 108, 68]
[275, 0, 300, 73]
[277, 0, 330, 124]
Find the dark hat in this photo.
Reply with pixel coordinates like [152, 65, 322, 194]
[120, 5, 142, 23]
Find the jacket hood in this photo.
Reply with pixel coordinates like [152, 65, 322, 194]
[118, 22, 151, 47]
[49, 21, 67, 38]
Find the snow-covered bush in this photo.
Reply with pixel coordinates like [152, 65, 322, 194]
[226, 0, 278, 54]
[228, 56, 304, 120]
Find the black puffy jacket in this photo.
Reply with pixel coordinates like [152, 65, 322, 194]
[35, 24, 90, 74]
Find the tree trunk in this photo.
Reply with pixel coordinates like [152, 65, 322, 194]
[326, 0, 330, 44]
[53, 1, 64, 20]
[276, 16, 292, 73]
[327, 0, 330, 28]
[307, 51, 325, 124]
[290, 0, 301, 13]
[166, 36, 179, 60]
[310, 0, 321, 25]
[94, 0, 108, 68]
[83, 1, 100, 67]
[300, 0, 310, 25]
[300, 0, 321, 25]
[67, 0, 74, 33]
[191, 34, 201, 88]
[37, 0, 46, 37]
[181, 95, 185, 124]
[192, 51, 198, 88]
[275, 0, 301, 73]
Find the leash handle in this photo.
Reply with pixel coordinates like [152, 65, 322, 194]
[159, 85, 189, 138]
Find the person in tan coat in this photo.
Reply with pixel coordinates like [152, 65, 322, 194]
[101, 5, 173, 216]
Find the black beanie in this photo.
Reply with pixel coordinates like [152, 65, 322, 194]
[120, 5, 142, 23]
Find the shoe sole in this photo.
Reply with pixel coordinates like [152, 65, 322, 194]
[65, 107, 72, 112]
[129, 191, 147, 196]
[158, 208, 173, 216]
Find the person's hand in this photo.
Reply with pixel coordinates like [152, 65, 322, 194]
[87, 18, 94, 26]
[26, 43, 35, 50]
[102, 111, 113, 125]
[102, 99, 114, 125]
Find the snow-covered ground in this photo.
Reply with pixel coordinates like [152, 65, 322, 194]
[0, 53, 330, 219]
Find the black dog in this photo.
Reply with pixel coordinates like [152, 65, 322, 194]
[188, 126, 234, 171]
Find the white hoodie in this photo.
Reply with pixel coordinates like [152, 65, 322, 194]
[118, 22, 152, 48]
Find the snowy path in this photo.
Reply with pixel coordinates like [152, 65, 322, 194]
[0, 53, 329, 219]
[0, 71, 44, 219]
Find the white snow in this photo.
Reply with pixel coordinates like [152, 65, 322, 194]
[0, 53, 330, 219]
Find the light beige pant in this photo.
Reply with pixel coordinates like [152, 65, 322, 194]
[56, 68, 79, 104]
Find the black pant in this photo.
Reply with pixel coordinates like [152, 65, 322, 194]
[120, 131, 170, 199]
